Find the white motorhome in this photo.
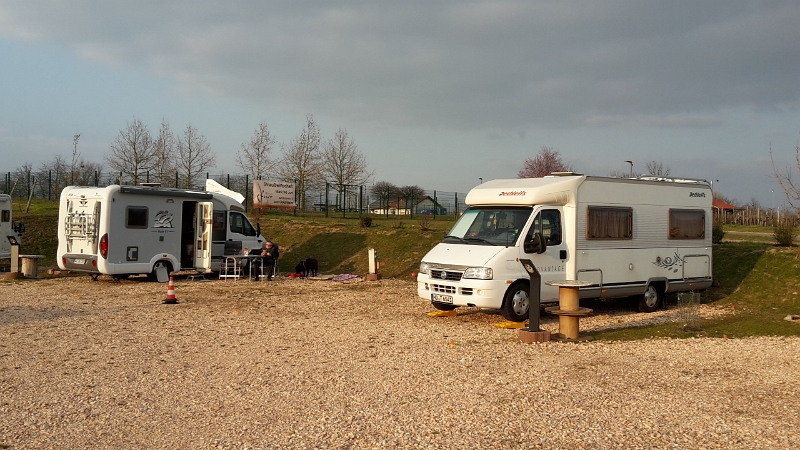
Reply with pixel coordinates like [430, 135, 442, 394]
[1, 194, 25, 260]
[57, 183, 265, 281]
[417, 174, 713, 321]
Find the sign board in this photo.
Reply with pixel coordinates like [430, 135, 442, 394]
[253, 180, 296, 208]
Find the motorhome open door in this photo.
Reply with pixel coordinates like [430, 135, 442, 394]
[194, 202, 213, 272]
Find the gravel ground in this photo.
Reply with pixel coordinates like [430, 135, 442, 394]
[1, 275, 798, 449]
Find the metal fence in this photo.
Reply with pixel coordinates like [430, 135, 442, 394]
[2, 170, 468, 219]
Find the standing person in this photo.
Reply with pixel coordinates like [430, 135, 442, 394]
[260, 241, 279, 280]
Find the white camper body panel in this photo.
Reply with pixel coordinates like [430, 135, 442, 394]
[417, 175, 713, 319]
[57, 185, 264, 277]
[0, 194, 23, 259]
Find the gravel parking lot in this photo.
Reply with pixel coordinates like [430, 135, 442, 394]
[1, 275, 798, 449]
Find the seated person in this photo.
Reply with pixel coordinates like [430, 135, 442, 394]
[255, 241, 279, 280]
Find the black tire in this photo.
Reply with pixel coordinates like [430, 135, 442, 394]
[501, 281, 530, 322]
[148, 261, 173, 282]
[431, 301, 458, 311]
[638, 284, 663, 313]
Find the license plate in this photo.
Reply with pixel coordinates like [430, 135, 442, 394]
[431, 293, 453, 303]
[73, 258, 86, 265]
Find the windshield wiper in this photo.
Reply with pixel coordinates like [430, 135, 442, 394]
[443, 235, 466, 244]
[462, 237, 492, 245]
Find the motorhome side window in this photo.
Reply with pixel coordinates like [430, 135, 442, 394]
[586, 206, 632, 240]
[1, 210, 9, 222]
[126, 207, 148, 229]
[229, 212, 257, 236]
[668, 209, 705, 239]
[212, 211, 227, 242]
[527, 210, 562, 246]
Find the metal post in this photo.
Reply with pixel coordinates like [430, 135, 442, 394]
[518, 259, 550, 343]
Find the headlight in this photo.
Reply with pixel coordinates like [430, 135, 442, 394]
[463, 267, 493, 280]
[419, 262, 430, 275]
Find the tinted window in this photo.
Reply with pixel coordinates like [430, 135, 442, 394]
[126, 207, 148, 229]
[587, 206, 632, 239]
[669, 209, 705, 239]
[229, 212, 257, 237]
[1, 210, 9, 222]
[212, 211, 226, 242]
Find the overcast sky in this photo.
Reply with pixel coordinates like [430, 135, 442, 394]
[1, 1, 799, 208]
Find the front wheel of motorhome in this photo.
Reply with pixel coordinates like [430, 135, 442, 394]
[501, 282, 530, 322]
[638, 284, 664, 313]
[431, 301, 458, 311]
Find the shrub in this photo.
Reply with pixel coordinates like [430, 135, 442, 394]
[712, 219, 725, 244]
[418, 214, 432, 231]
[359, 214, 373, 228]
[773, 221, 798, 247]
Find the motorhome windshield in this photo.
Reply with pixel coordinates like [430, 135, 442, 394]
[443, 207, 533, 246]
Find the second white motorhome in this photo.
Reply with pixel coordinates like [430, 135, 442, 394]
[417, 174, 713, 321]
[57, 183, 265, 281]
[1, 194, 25, 260]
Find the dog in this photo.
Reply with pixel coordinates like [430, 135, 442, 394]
[294, 258, 318, 277]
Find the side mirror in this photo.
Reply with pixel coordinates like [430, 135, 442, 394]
[524, 232, 547, 254]
[12, 222, 25, 235]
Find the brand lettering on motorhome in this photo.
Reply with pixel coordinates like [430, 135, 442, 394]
[689, 192, 706, 198]
[498, 191, 526, 197]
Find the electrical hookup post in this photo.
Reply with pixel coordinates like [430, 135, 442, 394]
[518, 259, 551, 343]
[366, 248, 382, 281]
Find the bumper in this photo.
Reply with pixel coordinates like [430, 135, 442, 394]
[417, 274, 505, 309]
[59, 254, 100, 273]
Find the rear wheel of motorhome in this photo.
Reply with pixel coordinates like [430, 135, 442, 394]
[501, 282, 530, 322]
[638, 284, 663, 313]
[431, 302, 458, 311]
[147, 261, 173, 282]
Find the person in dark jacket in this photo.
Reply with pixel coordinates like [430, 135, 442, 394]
[258, 241, 279, 280]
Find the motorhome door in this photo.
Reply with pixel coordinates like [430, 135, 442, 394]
[194, 202, 213, 272]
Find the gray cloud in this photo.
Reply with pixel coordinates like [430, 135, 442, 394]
[1, 0, 798, 132]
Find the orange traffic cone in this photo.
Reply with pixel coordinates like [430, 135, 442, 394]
[163, 276, 178, 304]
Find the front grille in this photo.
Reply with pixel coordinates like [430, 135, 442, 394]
[430, 269, 463, 281]
[460, 288, 473, 296]
[431, 284, 456, 294]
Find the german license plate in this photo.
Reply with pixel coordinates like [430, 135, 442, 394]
[73, 258, 86, 265]
[431, 293, 453, 303]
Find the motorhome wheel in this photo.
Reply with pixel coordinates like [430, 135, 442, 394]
[638, 284, 663, 313]
[431, 301, 458, 311]
[501, 281, 530, 322]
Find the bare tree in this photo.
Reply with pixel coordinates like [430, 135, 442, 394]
[236, 121, 276, 180]
[38, 154, 69, 196]
[518, 147, 571, 178]
[370, 181, 401, 213]
[321, 128, 374, 186]
[645, 160, 671, 177]
[105, 118, 156, 185]
[176, 124, 216, 189]
[275, 114, 323, 209]
[152, 119, 176, 185]
[772, 144, 800, 214]
[321, 128, 374, 209]
[70, 134, 81, 185]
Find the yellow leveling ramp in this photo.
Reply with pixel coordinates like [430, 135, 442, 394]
[427, 310, 458, 317]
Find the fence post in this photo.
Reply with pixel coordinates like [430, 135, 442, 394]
[454, 192, 458, 217]
[227, 173, 230, 189]
[175, 172, 179, 188]
[325, 183, 329, 218]
[245, 175, 249, 212]
[359, 185, 364, 215]
[433, 190, 437, 219]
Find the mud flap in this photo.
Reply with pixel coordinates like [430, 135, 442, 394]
[156, 264, 169, 283]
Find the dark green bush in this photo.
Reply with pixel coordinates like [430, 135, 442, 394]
[359, 214, 373, 228]
[773, 221, 798, 247]
[712, 219, 725, 244]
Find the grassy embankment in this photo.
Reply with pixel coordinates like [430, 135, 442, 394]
[9, 199, 800, 340]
